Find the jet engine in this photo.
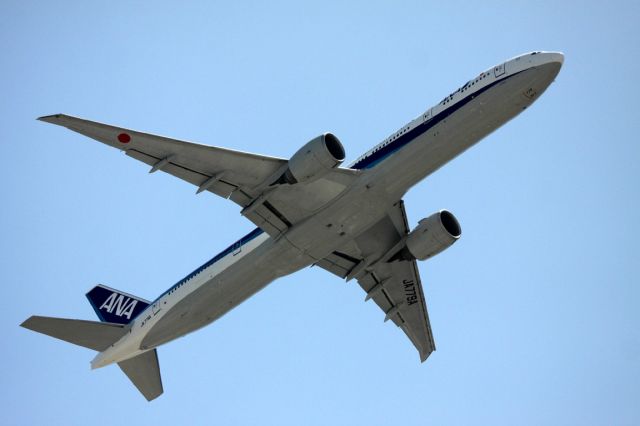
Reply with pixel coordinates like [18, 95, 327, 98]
[279, 133, 345, 184]
[401, 210, 462, 261]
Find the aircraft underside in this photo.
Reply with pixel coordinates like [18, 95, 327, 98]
[21, 51, 563, 400]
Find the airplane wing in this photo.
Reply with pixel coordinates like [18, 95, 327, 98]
[39, 114, 358, 236]
[316, 200, 436, 362]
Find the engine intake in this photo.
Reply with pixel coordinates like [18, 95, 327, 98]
[280, 133, 345, 184]
[402, 210, 461, 261]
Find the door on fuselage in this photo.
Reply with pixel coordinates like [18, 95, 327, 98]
[232, 242, 242, 256]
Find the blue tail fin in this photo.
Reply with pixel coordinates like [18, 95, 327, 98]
[86, 284, 150, 325]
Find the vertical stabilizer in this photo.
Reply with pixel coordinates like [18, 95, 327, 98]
[86, 284, 150, 324]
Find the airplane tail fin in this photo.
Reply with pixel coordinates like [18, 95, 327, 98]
[118, 349, 164, 401]
[21, 315, 164, 401]
[20, 316, 127, 351]
[86, 284, 150, 325]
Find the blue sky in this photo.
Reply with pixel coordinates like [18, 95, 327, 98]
[1, 1, 639, 424]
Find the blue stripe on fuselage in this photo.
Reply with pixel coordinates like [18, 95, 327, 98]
[351, 70, 524, 170]
[146, 69, 526, 306]
[152, 227, 264, 304]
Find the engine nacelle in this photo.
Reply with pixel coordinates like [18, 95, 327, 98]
[405, 210, 462, 261]
[281, 133, 345, 184]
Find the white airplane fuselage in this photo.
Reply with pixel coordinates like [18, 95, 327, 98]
[92, 52, 563, 369]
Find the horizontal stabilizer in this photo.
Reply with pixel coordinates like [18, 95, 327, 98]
[21, 316, 126, 351]
[118, 349, 163, 401]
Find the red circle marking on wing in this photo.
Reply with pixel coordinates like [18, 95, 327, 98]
[117, 133, 131, 143]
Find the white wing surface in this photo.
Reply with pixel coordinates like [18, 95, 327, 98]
[316, 200, 436, 361]
[39, 114, 357, 236]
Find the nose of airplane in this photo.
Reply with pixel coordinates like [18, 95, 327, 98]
[546, 51, 564, 66]
[543, 52, 564, 79]
[528, 52, 564, 95]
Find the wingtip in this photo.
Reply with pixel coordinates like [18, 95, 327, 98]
[419, 349, 433, 363]
[145, 390, 164, 402]
[19, 316, 36, 329]
[37, 114, 65, 124]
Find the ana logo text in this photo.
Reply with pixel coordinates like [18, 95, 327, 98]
[99, 292, 138, 319]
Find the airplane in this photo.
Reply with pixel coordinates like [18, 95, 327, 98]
[22, 51, 563, 401]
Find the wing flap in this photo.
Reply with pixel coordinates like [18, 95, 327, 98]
[315, 253, 355, 278]
[316, 200, 436, 362]
[358, 261, 435, 362]
[125, 149, 239, 199]
[241, 202, 290, 235]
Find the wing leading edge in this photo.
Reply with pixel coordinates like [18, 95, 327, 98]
[316, 200, 436, 362]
